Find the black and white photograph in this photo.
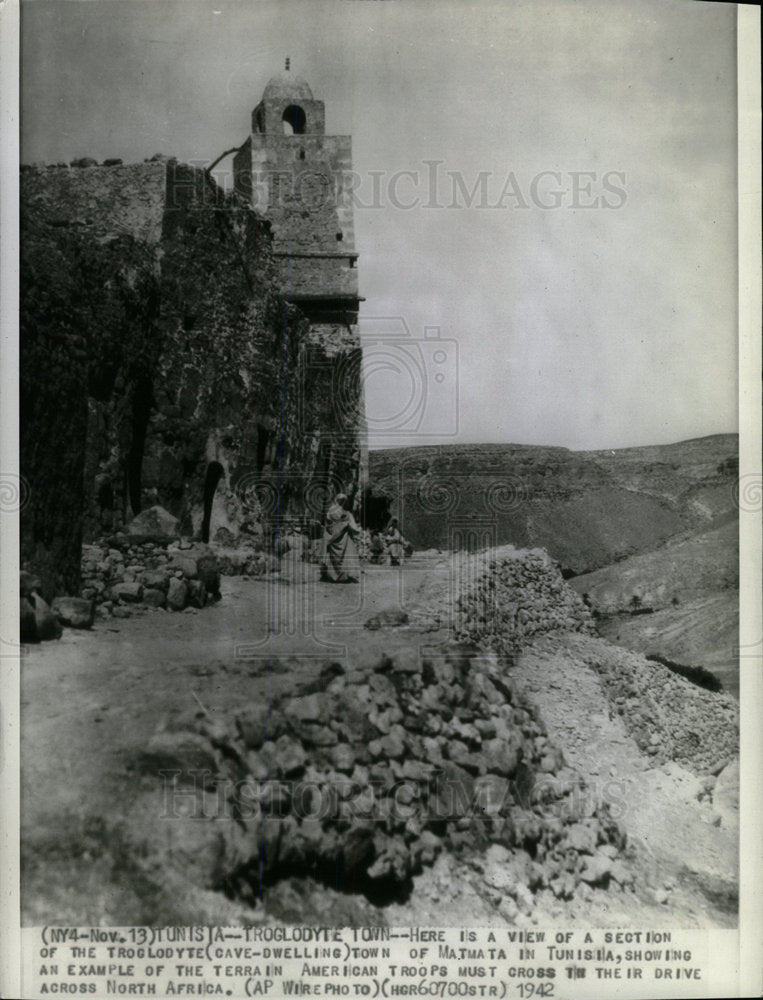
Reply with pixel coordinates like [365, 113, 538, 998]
[2, 0, 761, 996]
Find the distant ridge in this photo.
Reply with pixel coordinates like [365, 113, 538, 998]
[369, 432, 738, 456]
[368, 433, 739, 574]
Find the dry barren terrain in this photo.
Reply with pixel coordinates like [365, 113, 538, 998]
[21, 550, 738, 930]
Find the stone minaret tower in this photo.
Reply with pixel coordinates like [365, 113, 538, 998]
[234, 63, 360, 324]
[233, 63, 366, 506]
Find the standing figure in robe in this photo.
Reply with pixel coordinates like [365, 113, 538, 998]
[321, 493, 361, 583]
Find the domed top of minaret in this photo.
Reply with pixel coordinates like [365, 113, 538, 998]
[262, 66, 313, 103]
[250, 60, 324, 137]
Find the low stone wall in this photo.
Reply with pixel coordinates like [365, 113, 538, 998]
[81, 537, 220, 618]
[78, 531, 318, 619]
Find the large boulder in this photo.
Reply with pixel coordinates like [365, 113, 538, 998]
[114, 581, 143, 603]
[167, 577, 188, 611]
[51, 596, 95, 629]
[142, 587, 167, 608]
[167, 555, 199, 579]
[28, 593, 62, 640]
[142, 569, 170, 592]
[125, 505, 179, 540]
[168, 547, 221, 599]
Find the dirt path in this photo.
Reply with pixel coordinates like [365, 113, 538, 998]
[21, 563, 442, 822]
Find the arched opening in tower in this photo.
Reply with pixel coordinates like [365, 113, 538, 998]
[201, 462, 224, 543]
[282, 105, 307, 135]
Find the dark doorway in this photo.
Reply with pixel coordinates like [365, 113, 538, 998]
[126, 376, 153, 517]
[256, 426, 271, 472]
[361, 486, 392, 531]
[202, 462, 224, 543]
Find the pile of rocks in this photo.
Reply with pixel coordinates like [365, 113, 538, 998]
[139, 645, 630, 905]
[455, 547, 594, 656]
[572, 636, 739, 775]
[80, 537, 220, 618]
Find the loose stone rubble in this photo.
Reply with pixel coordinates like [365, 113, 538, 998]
[451, 548, 738, 776]
[454, 547, 594, 655]
[568, 635, 739, 775]
[140, 645, 630, 906]
[29, 529, 737, 921]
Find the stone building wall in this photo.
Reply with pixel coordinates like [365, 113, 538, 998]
[20, 161, 165, 598]
[20, 158, 366, 597]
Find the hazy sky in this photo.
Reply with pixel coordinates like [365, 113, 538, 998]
[21, 0, 739, 450]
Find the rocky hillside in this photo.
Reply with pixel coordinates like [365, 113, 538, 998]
[570, 517, 738, 612]
[570, 518, 740, 696]
[368, 435, 738, 575]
